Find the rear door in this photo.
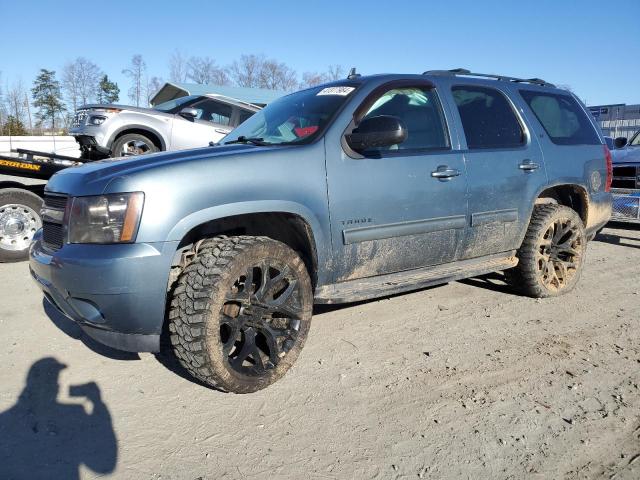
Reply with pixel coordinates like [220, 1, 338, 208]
[325, 81, 469, 282]
[519, 89, 604, 190]
[449, 84, 547, 259]
[170, 98, 234, 150]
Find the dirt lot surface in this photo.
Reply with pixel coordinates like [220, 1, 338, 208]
[0, 224, 638, 479]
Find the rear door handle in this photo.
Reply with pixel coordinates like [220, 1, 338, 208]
[431, 165, 461, 181]
[519, 160, 540, 171]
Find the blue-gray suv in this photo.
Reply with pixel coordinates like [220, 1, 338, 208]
[30, 69, 612, 393]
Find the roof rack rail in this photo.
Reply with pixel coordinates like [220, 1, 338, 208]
[422, 68, 555, 87]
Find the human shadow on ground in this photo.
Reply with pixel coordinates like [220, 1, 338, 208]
[0, 357, 117, 480]
[42, 299, 140, 361]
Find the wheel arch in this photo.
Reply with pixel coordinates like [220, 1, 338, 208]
[167, 202, 326, 289]
[535, 183, 589, 225]
[107, 125, 166, 152]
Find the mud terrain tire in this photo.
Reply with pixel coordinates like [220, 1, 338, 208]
[168, 236, 313, 393]
[506, 204, 586, 298]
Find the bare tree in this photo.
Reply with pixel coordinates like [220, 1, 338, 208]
[187, 56, 229, 85]
[229, 54, 298, 91]
[300, 65, 346, 88]
[62, 57, 102, 111]
[327, 65, 345, 81]
[169, 50, 189, 83]
[147, 76, 164, 104]
[6, 80, 27, 124]
[228, 54, 265, 88]
[259, 59, 297, 91]
[122, 54, 146, 107]
[300, 71, 329, 88]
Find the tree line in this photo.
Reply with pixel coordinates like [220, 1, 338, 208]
[0, 52, 344, 136]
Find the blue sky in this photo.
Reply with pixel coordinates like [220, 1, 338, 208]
[1, 0, 638, 106]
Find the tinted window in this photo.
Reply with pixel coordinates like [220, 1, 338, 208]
[360, 87, 449, 152]
[238, 109, 255, 125]
[520, 90, 600, 145]
[190, 99, 232, 125]
[452, 86, 525, 149]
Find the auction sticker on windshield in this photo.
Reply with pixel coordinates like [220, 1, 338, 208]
[317, 86, 355, 96]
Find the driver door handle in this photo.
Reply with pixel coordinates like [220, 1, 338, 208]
[431, 165, 461, 181]
[519, 159, 540, 171]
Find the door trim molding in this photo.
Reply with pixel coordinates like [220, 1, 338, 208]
[343, 215, 466, 245]
[470, 209, 518, 226]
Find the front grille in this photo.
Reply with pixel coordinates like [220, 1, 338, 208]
[612, 165, 639, 189]
[44, 195, 68, 210]
[611, 191, 640, 221]
[42, 222, 65, 250]
[72, 109, 88, 128]
[42, 194, 68, 252]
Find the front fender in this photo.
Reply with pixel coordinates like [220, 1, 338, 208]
[165, 200, 329, 280]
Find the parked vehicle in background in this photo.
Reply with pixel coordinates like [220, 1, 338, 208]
[70, 95, 260, 159]
[610, 130, 640, 222]
[31, 69, 611, 393]
[604, 136, 614, 150]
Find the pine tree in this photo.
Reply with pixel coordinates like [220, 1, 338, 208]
[97, 75, 120, 104]
[31, 69, 65, 131]
[4, 115, 28, 136]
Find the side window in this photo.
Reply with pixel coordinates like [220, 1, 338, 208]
[520, 90, 600, 145]
[238, 109, 255, 125]
[359, 87, 449, 153]
[452, 86, 525, 149]
[190, 100, 232, 126]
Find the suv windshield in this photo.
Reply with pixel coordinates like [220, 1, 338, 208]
[153, 95, 198, 112]
[223, 84, 358, 145]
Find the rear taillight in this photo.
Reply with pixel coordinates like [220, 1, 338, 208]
[604, 145, 612, 192]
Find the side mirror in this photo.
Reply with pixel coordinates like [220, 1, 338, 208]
[345, 115, 407, 152]
[179, 107, 199, 120]
[614, 137, 628, 149]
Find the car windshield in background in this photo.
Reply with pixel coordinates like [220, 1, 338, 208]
[223, 85, 358, 145]
[153, 95, 199, 112]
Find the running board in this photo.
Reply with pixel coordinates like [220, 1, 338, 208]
[314, 253, 518, 304]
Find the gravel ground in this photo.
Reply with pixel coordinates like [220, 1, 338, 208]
[0, 224, 638, 480]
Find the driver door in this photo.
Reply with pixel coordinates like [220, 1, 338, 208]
[325, 82, 469, 282]
[170, 99, 233, 150]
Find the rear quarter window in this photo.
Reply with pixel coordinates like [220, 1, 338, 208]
[520, 90, 600, 146]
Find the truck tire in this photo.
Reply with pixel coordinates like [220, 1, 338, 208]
[0, 188, 43, 262]
[111, 133, 158, 157]
[168, 235, 313, 393]
[506, 204, 586, 298]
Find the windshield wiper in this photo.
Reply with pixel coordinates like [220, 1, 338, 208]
[223, 136, 270, 146]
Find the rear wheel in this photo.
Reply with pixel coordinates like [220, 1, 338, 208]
[506, 204, 586, 298]
[0, 189, 43, 262]
[168, 236, 313, 393]
[111, 133, 158, 157]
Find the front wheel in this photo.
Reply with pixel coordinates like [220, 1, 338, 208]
[0, 189, 43, 263]
[506, 204, 586, 298]
[111, 133, 158, 157]
[168, 236, 313, 393]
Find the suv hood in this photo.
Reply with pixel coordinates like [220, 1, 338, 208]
[45, 144, 280, 196]
[612, 146, 640, 164]
[79, 103, 172, 117]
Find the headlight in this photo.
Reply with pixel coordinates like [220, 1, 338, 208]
[68, 192, 144, 244]
[89, 115, 107, 125]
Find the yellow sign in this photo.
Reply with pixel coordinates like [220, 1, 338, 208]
[0, 159, 41, 171]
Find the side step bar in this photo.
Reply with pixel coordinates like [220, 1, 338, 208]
[314, 252, 518, 304]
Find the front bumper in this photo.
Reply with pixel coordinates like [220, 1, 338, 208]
[29, 231, 178, 352]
